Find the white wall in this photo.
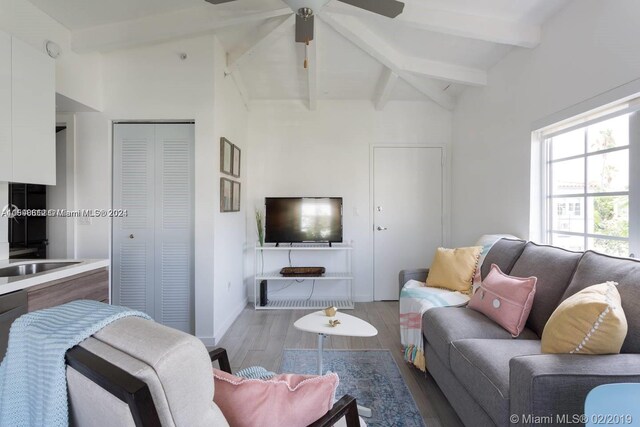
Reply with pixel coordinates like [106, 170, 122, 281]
[73, 34, 248, 344]
[0, 0, 102, 111]
[450, 0, 640, 246]
[246, 100, 452, 301]
[47, 129, 67, 258]
[0, 183, 7, 259]
[211, 37, 248, 340]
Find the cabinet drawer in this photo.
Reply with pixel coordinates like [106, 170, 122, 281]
[27, 269, 109, 312]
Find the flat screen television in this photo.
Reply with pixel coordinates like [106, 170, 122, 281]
[265, 197, 343, 244]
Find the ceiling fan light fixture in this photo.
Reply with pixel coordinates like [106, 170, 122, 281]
[297, 7, 314, 20]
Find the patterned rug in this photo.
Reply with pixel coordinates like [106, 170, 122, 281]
[280, 349, 426, 427]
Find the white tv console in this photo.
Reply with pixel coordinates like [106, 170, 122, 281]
[253, 242, 354, 310]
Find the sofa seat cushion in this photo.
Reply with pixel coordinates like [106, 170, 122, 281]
[509, 242, 583, 337]
[450, 339, 541, 426]
[561, 251, 640, 353]
[422, 307, 539, 369]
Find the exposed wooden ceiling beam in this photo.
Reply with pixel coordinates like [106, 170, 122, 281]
[71, 7, 292, 53]
[307, 37, 318, 111]
[321, 13, 485, 87]
[325, 4, 540, 48]
[374, 68, 398, 110]
[320, 13, 456, 110]
[227, 15, 295, 71]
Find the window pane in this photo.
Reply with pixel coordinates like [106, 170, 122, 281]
[550, 128, 585, 160]
[551, 197, 584, 233]
[587, 115, 629, 152]
[588, 238, 629, 258]
[551, 158, 584, 195]
[551, 233, 584, 252]
[586, 149, 629, 193]
[586, 195, 629, 237]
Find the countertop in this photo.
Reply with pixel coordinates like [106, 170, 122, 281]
[0, 259, 109, 296]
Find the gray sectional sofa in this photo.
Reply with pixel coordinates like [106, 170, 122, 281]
[399, 238, 640, 427]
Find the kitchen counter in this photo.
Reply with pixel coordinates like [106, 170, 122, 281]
[0, 259, 109, 296]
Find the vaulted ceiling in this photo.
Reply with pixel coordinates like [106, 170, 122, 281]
[28, 0, 570, 110]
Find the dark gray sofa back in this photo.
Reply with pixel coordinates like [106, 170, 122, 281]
[509, 242, 582, 337]
[480, 238, 527, 280]
[562, 251, 640, 353]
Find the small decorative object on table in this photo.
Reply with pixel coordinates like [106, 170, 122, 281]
[324, 306, 338, 317]
[328, 319, 341, 327]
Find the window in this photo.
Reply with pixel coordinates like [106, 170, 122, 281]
[542, 110, 637, 257]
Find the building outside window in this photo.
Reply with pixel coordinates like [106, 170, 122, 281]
[539, 102, 639, 258]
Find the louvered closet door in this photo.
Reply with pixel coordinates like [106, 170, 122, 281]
[112, 123, 194, 333]
[154, 124, 194, 333]
[113, 124, 156, 315]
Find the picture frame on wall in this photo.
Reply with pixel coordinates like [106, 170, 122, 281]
[232, 181, 241, 212]
[220, 178, 233, 212]
[232, 145, 241, 178]
[220, 138, 233, 176]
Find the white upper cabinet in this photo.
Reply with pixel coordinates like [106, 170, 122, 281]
[0, 32, 11, 181]
[10, 36, 55, 185]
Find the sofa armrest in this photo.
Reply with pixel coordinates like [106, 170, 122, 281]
[510, 353, 640, 426]
[399, 268, 429, 292]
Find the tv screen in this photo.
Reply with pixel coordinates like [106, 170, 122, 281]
[265, 197, 343, 244]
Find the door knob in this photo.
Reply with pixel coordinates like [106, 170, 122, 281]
[129, 234, 135, 239]
[376, 226, 388, 231]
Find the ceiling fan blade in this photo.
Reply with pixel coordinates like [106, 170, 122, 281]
[337, 0, 405, 18]
[204, 0, 237, 4]
[295, 14, 314, 43]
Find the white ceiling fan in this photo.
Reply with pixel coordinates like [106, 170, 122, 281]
[204, 0, 405, 43]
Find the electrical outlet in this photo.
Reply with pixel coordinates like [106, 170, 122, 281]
[78, 217, 91, 226]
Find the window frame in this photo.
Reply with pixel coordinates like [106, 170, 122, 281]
[539, 110, 639, 258]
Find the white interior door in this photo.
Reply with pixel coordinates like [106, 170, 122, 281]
[373, 146, 443, 300]
[113, 123, 194, 333]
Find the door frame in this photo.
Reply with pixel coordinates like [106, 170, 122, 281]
[111, 120, 196, 331]
[369, 144, 451, 301]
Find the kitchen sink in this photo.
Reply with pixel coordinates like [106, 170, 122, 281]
[0, 262, 81, 278]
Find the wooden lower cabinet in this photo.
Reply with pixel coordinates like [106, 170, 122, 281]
[27, 268, 109, 312]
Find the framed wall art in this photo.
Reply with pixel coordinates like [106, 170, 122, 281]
[220, 178, 233, 212]
[232, 145, 241, 178]
[220, 137, 233, 176]
[232, 181, 241, 211]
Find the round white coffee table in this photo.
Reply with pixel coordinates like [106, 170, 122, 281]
[294, 310, 378, 417]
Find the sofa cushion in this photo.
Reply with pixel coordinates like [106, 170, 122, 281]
[561, 251, 640, 353]
[450, 339, 541, 426]
[422, 307, 538, 369]
[509, 242, 582, 336]
[480, 238, 527, 280]
[542, 282, 627, 354]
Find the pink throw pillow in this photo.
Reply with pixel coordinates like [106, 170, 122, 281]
[467, 263, 537, 337]
[213, 368, 339, 427]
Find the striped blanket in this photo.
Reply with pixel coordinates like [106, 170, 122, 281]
[399, 281, 469, 371]
[0, 300, 151, 427]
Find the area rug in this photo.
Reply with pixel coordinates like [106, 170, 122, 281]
[280, 349, 426, 427]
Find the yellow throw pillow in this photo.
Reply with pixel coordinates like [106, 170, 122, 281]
[541, 282, 627, 354]
[426, 246, 482, 294]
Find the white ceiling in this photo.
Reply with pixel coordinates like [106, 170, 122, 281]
[27, 0, 571, 109]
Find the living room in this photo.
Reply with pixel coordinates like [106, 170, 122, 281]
[0, 0, 639, 426]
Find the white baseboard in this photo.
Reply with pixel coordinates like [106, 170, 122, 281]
[212, 298, 247, 345]
[198, 336, 216, 347]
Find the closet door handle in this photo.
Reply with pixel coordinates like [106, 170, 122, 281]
[129, 234, 135, 239]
